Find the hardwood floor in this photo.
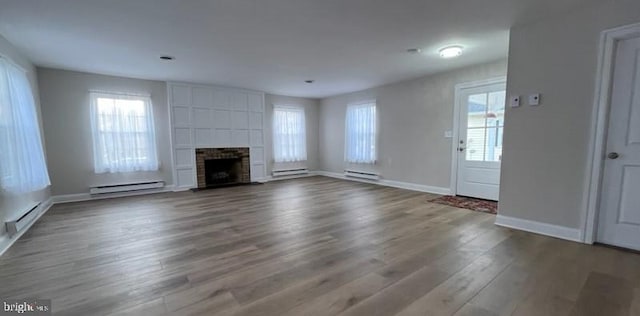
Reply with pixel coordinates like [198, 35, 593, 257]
[1, 176, 639, 316]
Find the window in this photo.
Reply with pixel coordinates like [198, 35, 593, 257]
[345, 102, 377, 164]
[272, 106, 307, 162]
[90, 92, 159, 173]
[0, 58, 51, 193]
[465, 90, 506, 162]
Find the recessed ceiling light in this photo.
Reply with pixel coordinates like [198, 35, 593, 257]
[305, 80, 314, 84]
[439, 46, 463, 58]
[407, 48, 422, 54]
[160, 55, 175, 61]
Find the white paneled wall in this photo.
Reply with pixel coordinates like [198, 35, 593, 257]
[168, 82, 266, 189]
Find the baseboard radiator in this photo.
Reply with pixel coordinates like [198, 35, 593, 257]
[344, 170, 380, 180]
[272, 168, 309, 177]
[5, 202, 40, 237]
[90, 181, 164, 195]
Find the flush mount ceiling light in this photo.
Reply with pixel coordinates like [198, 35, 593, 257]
[439, 46, 463, 58]
[160, 55, 175, 61]
[304, 80, 314, 84]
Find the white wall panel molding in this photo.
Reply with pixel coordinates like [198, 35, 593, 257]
[168, 82, 266, 189]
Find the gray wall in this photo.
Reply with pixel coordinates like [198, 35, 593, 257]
[0, 34, 50, 248]
[319, 60, 508, 189]
[264, 94, 321, 175]
[37, 68, 173, 196]
[499, 0, 640, 229]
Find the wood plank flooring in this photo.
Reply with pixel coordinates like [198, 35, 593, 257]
[1, 176, 639, 316]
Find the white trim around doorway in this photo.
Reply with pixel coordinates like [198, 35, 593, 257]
[582, 22, 640, 244]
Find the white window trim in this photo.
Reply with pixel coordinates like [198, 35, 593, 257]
[272, 104, 307, 163]
[344, 100, 378, 164]
[89, 91, 159, 174]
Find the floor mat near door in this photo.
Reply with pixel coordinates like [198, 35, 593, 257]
[429, 195, 497, 214]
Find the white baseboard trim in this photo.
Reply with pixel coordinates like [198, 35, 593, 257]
[0, 198, 54, 257]
[316, 171, 451, 195]
[494, 214, 583, 243]
[51, 185, 177, 204]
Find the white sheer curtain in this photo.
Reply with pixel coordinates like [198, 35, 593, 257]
[90, 92, 159, 173]
[273, 106, 307, 162]
[0, 57, 51, 194]
[345, 102, 377, 164]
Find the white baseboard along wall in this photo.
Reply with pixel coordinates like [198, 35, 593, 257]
[494, 214, 583, 242]
[315, 171, 452, 195]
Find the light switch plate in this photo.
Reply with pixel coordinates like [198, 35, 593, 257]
[444, 130, 453, 138]
[528, 93, 541, 106]
[510, 95, 521, 108]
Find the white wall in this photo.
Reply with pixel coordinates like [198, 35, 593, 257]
[265, 94, 320, 175]
[0, 34, 50, 250]
[499, 0, 640, 231]
[319, 60, 507, 190]
[37, 68, 173, 196]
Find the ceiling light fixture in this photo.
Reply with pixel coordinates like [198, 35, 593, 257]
[305, 80, 314, 84]
[439, 46, 463, 58]
[160, 55, 175, 61]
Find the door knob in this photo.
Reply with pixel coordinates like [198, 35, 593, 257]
[458, 147, 465, 152]
[608, 152, 619, 159]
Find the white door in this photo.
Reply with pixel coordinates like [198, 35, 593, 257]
[456, 82, 506, 201]
[597, 36, 640, 251]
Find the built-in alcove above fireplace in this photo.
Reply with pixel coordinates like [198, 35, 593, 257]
[195, 148, 250, 189]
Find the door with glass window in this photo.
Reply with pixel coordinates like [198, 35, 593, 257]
[456, 82, 506, 201]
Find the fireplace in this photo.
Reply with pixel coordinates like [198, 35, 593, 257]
[205, 158, 241, 186]
[195, 148, 250, 189]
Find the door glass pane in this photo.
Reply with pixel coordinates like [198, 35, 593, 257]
[487, 91, 506, 127]
[465, 90, 506, 162]
[467, 93, 487, 128]
[485, 127, 503, 161]
[466, 128, 486, 161]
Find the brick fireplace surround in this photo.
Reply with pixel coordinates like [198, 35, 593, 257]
[195, 147, 250, 188]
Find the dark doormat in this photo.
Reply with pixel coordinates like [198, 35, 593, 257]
[428, 195, 497, 214]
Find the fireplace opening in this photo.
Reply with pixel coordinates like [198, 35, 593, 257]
[195, 147, 250, 190]
[204, 158, 242, 187]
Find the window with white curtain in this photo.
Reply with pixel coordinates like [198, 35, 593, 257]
[273, 106, 307, 162]
[90, 92, 159, 173]
[345, 102, 377, 164]
[0, 57, 51, 194]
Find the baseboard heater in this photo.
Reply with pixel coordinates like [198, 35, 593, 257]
[344, 170, 380, 180]
[272, 169, 309, 177]
[90, 181, 164, 195]
[5, 202, 40, 237]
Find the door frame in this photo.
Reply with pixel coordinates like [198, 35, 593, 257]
[582, 22, 640, 244]
[450, 77, 507, 196]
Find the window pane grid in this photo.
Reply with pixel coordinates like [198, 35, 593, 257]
[465, 91, 505, 162]
[90, 92, 158, 173]
[345, 103, 376, 164]
[273, 107, 307, 163]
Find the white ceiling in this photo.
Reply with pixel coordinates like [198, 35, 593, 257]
[0, 0, 593, 98]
